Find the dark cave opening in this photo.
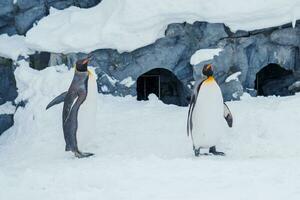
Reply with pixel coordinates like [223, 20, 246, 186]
[254, 63, 294, 96]
[29, 52, 50, 70]
[136, 68, 189, 106]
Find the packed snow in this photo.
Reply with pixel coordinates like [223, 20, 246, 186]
[24, 0, 300, 53]
[190, 48, 223, 65]
[1, 61, 300, 199]
[0, 102, 16, 115]
[0, 34, 32, 60]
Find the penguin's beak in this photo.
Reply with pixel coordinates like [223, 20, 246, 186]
[207, 64, 212, 70]
[82, 54, 93, 65]
[82, 58, 89, 65]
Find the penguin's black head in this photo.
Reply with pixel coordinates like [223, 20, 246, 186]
[76, 57, 90, 72]
[202, 64, 214, 77]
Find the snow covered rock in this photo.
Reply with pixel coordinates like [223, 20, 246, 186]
[190, 48, 223, 65]
[0, 0, 102, 35]
[0, 1, 299, 103]
[49, 21, 228, 101]
[42, 20, 300, 102]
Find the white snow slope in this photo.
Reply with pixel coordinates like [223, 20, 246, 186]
[1, 62, 300, 199]
[25, 0, 300, 53]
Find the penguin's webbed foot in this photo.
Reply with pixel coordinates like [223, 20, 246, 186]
[209, 146, 225, 156]
[74, 151, 94, 158]
[193, 146, 200, 157]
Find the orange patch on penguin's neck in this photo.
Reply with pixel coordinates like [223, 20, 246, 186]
[205, 76, 215, 83]
[88, 69, 93, 77]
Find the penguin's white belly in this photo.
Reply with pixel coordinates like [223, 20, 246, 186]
[77, 72, 97, 149]
[192, 80, 225, 148]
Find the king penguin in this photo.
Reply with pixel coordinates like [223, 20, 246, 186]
[46, 56, 97, 158]
[187, 64, 233, 156]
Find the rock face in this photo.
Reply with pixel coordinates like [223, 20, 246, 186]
[0, 0, 102, 35]
[0, 57, 17, 135]
[49, 22, 230, 105]
[48, 20, 300, 103]
[0, 57, 17, 105]
[0, 114, 14, 136]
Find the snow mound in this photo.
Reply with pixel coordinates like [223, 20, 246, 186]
[25, 0, 300, 53]
[190, 48, 223, 65]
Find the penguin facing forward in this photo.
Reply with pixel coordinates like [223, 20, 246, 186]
[187, 64, 233, 156]
[46, 56, 97, 158]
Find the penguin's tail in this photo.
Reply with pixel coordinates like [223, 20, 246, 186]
[46, 91, 67, 110]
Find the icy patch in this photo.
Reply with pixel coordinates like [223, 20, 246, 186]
[0, 34, 32, 60]
[225, 72, 242, 83]
[0, 102, 16, 114]
[120, 77, 135, 87]
[190, 49, 223, 65]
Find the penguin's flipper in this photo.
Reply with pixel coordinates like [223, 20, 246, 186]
[46, 91, 68, 110]
[187, 80, 204, 136]
[62, 90, 87, 152]
[223, 103, 233, 127]
[187, 93, 196, 137]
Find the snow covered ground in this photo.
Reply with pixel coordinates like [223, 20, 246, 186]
[1, 62, 300, 199]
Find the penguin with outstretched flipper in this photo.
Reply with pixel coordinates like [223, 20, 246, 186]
[46, 56, 97, 158]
